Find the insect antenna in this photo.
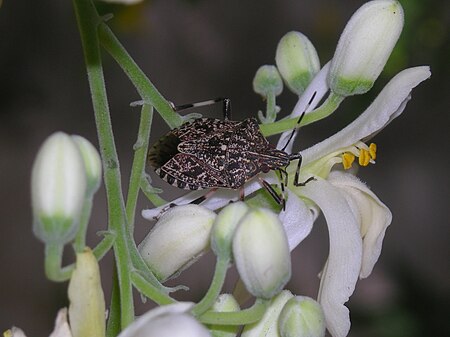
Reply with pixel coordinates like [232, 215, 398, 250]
[173, 97, 232, 120]
[280, 91, 317, 152]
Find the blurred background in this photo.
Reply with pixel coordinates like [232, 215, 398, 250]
[0, 0, 449, 336]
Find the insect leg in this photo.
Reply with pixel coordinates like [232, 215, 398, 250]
[257, 177, 285, 210]
[172, 98, 232, 120]
[191, 187, 219, 205]
[289, 152, 315, 186]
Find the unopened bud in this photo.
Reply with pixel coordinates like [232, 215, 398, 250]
[328, 0, 404, 96]
[31, 132, 86, 244]
[211, 202, 249, 259]
[232, 208, 291, 299]
[253, 65, 283, 98]
[139, 205, 216, 281]
[68, 249, 106, 337]
[275, 31, 320, 95]
[71, 135, 102, 196]
[279, 296, 325, 337]
[117, 303, 211, 337]
[207, 294, 240, 337]
[242, 290, 294, 337]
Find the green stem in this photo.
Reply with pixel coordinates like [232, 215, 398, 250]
[131, 271, 175, 305]
[72, 0, 133, 329]
[73, 195, 94, 253]
[191, 256, 230, 316]
[125, 104, 153, 232]
[140, 176, 167, 207]
[92, 232, 116, 260]
[97, 23, 183, 129]
[266, 93, 277, 123]
[44, 243, 74, 282]
[259, 92, 344, 136]
[106, 267, 121, 337]
[197, 299, 269, 325]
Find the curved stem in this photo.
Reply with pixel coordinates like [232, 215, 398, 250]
[191, 256, 230, 316]
[125, 104, 153, 232]
[197, 299, 269, 325]
[97, 23, 183, 129]
[131, 271, 175, 305]
[259, 92, 344, 136]
[92, 232, 116, 260]
[72, 0, 133, 329]
[73, 195, 94, 253]
[44, 243, 74, 282]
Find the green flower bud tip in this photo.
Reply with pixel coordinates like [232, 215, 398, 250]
[31, 132, 87, 244]
[232, 208, 291, 299]
[253, 65, 284, 97]
[207, 294, 240, 337]
[139, 205, 216, 282]
[278, 296, 325, 337]
[276, 31, 320, 95]
[328, 0, 404, 96]
[68, 249, 106, 337]
[71, 135, 102, 196]
[211, 201, 249, 258]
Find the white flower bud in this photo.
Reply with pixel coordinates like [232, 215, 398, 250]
[253, 65, 284, 98]
[117, 303, 211, 337]
[31, 132, 87, 244]
[275, 31, 320, 95]
[207, 294, 240, 337]
[68, 249, 105, 337]
[71, 136, 102, 196]
[232, 208, 291, 299]
[328, 0, 404, 96]
[278, 296, 326, 337]
[211, 202, 249, 259]
[242, 290, 294, 337]
[139, 205, 216, 281]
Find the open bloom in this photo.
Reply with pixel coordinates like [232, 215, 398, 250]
[142, 65, 430, 337]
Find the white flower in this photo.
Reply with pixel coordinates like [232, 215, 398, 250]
[31, 132, 87, 244]
[117, 303, 211, 337]
[139, 204, 216, 281]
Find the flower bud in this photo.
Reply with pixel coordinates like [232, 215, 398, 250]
[207, 294, 240, 337]
[71, 135, 102, 196]
[278, 296, 326, 337]
[211, 202, 249, 259]
[242, 290, 294, 337]
[139, 205, 216, 281]
[232, 208, 291, 299]
[328, 0, 404, 96]
[275, 31, 320, 95]
[117, 303, 211, 337]
[253, 65, 283, 98]
[31, 132, 87, 244]
[68, 249, 106, 337]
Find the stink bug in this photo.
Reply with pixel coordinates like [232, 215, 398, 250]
[147, 97, 314, 207]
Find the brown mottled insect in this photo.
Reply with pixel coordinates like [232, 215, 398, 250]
[148, 97, 313, 206]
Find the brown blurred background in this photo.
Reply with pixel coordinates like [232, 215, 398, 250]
[0, 0, 449, 336]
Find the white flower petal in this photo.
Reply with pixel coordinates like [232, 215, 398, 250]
[328, 171, 392, 278]
[279, 190, 314, 250]
[301, 179, 362, 337]
[302, 66, 431, 164]
[277, 62, 331, 153]
[49, 308, 72, 337]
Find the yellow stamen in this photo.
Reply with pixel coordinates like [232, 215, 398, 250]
[342, 153, 355, 169]
[358, 148, 370, 166]
[369, 143, 377, 160]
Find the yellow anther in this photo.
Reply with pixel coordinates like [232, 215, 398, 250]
[358, 148, 371, 166]
[342, 152, 355, 169]
[369, 143, 377, 160]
